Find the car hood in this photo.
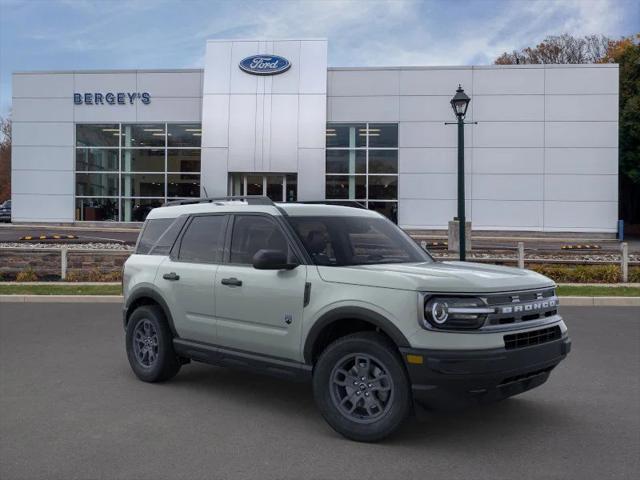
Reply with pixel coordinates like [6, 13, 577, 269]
[316, 261, 554, 293]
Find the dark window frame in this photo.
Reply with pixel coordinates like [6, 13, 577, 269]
[170, 213, 230, 265]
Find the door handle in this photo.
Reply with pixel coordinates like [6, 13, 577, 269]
[162, 272, 180, 281]
[221, 277, 242, 287]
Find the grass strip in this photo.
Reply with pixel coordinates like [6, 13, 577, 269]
[556, 285, 640, 297]
[0, 284, 121, 295]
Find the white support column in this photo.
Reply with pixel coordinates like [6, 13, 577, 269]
[60, 246, 68, 280]
[517, 242, 525, 269]
[621, 242, 629, 283]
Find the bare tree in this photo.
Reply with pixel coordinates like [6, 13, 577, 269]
[495, 34, 610, 64]
[0, 116, 11, 202]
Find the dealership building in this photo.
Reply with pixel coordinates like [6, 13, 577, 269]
[11, 39, 619, 231]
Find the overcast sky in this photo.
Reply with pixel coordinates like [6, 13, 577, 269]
[0, 0, 638, 116]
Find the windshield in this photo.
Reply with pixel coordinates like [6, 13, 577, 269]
[287, 216, 432, 266]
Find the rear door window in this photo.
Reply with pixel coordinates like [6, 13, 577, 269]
[177, 215, 228, 264]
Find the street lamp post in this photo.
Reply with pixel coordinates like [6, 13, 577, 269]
[449, 85, 471, 261]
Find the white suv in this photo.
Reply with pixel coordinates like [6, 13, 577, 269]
[122, 197, 570, 442]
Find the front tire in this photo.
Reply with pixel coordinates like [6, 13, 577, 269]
[313, 332, 411, 442]
[126, 305, 181, 382]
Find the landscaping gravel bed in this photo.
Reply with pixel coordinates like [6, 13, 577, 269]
[0, 242, 133, 251]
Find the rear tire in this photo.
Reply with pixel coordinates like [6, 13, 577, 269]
[126, 305, 181, 382]
[313, 332, 411, 442]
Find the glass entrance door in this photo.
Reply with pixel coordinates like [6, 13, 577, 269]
[228, 173, 297, 202]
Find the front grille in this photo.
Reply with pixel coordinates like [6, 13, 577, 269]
[484, 288, 558, 327]
[504, 326, 562, 350]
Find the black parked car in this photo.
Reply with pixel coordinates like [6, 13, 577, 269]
[0, 200, 11, 222]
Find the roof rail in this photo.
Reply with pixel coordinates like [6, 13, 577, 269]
[163, 196, 275, 207]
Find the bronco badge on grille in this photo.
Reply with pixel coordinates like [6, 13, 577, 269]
[500, 298, 557, 314]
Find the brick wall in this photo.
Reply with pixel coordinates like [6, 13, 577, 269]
[0, 248, 131, 280]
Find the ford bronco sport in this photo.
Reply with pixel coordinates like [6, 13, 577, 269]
[123, 196, 570, 442]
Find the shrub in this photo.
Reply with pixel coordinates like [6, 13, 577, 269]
[65, 269, 122, 282]
[15, 268, 39, 282]
[528, 264, 620, 283]
[629, 266, 640, 283]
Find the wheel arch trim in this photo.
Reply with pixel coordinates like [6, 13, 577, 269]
[303, 306, 410, 364]
[124, 286, 178, 338]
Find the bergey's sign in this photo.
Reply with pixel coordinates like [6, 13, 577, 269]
[239, 55, 291, 75]
[74, 92, 151, 105]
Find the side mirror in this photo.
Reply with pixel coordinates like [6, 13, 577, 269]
[252, 249, 298, 270]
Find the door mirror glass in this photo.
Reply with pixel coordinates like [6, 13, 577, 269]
[252, 249, 298, 270]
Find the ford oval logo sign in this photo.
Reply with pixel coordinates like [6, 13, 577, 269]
[239, 55, 291, 75]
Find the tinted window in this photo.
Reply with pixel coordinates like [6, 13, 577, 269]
[137, 218, 174, 254]
[289, 216, 430, 266]
[149, 217, 187, 256]
[230, 216, 291, 265]
[178, 215, 227, 263]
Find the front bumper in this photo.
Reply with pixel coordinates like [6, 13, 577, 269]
[400, 334, 571, 410]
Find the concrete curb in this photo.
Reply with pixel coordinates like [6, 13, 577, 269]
[559, 296, 640, 306]
[1, 295, 639, 306]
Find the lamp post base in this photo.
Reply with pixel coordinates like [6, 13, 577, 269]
[448, 220, 472, 253]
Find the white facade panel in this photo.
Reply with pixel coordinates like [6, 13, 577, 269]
[473, 174, 543, 201]
[400, 122, 472, 148]
[269, 94, 299, 172]
[545, 94, 618, 122]
[473, 200, 543, 229]
[299, 41, 328, 94]
[12, 146, 73, 171]
[473, 67, 544, 95]
[544, 201, 617, 231]
[545, 174, 617, 202]
[12, 170, 74, 195]
[329, 96, 399, 122]
[13, 73, 74, 98]
[13, 98, 73, 122]
[74, 73, 137, 92]
[399, 96, 469, 122]
[136, 97, 201, 122]
[298, 95, 326, 149]
[399, 148, 473, 174]
[473, 95, 544, 122]
[399, 69, 472, 96]
[229, 41, 261, 94]
[545, 122, 618, 148]
[201, 95, 229, 148]
[137, 72, 202, 97]
[203, 42, 232, 94]
[227, 94, 257, 171]
[544, 148, 617, 175]
[200, 148, 228, 197]
[474, 122, 544, 148]
[545, 66, 618, 95]
[297, 148, 324, 200]
[329, 70, 399, 96]
[11, 194, 74, 222]
[473, 148, 544, 174]
[271, 41, 302, 94]
[12, 122, 74, 147]
[399, 173, 471, 200]
[398, 199, 472, 229]
[74, 103, 136, 122]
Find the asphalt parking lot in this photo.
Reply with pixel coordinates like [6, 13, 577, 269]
[0, 304, 638, 480]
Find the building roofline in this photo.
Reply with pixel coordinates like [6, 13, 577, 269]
[13, 68, 204, 75]
[328, 63, 618, 71]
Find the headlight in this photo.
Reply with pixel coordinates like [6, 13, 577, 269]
[422, 296, 494, 330]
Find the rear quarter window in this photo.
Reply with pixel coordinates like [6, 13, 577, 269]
[136, 218, 177, 255]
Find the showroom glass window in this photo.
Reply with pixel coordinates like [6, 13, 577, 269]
[75, 123, 202, 221]
[325, 123, 398, 222]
